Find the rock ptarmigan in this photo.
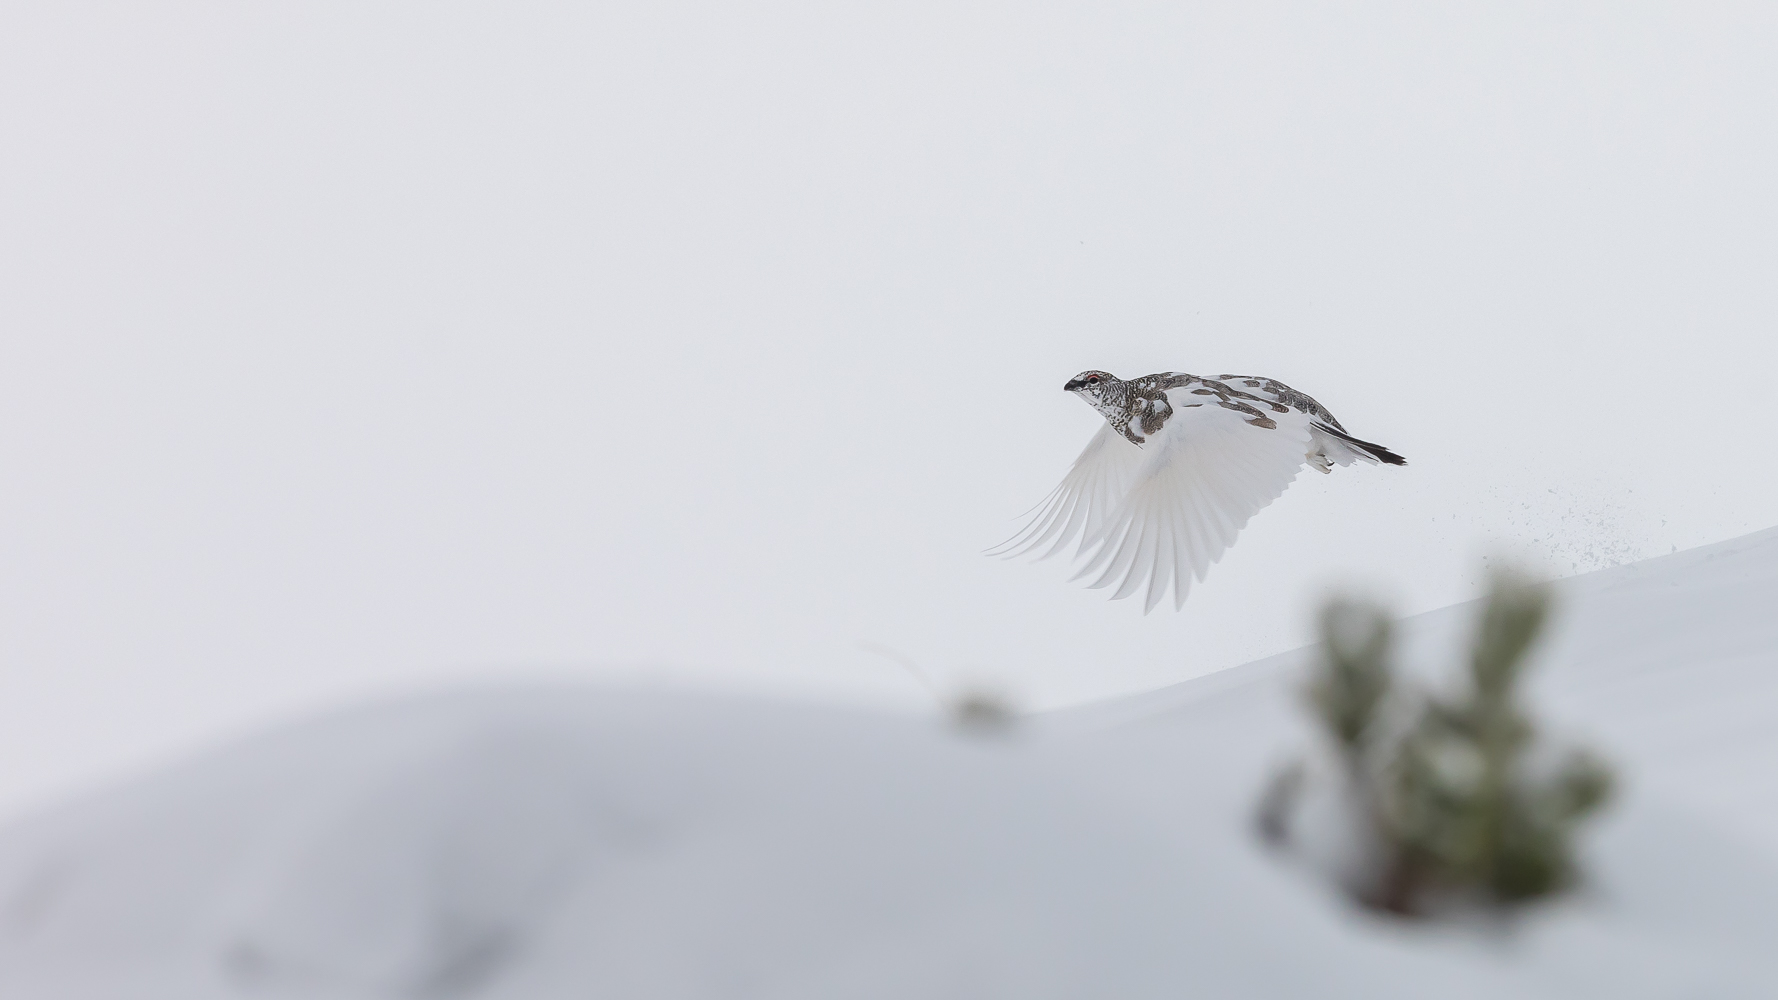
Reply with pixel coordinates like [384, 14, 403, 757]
[991, 371, 1405, 612]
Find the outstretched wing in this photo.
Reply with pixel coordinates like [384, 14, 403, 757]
[987, 422, 1146, 562]
[1072, 403, 1313, 612]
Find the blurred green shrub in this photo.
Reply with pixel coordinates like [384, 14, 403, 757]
[1263, 573, 1614, 916]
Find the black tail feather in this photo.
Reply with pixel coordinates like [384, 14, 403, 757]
[1312, 421, 1407, 466]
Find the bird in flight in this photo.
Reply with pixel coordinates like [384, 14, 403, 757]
[990, 371, 1405, 612]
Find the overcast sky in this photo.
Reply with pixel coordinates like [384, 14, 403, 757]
[2, 1, 1775, 817]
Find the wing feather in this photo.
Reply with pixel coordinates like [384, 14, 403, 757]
[1110, 508, 1160, 602]
[1144, 506, 1178, 614]
[1077, 404, 1312, 611]
[987, 423, 1145, 560]
[994, 402, 1314, 611]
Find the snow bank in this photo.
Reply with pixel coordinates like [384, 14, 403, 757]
[3, 529, 1776, 998]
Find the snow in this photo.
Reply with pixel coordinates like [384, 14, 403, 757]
[2, 528, 1776, 998]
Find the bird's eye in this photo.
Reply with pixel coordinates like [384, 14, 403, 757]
[1086, 375, 1100, 383]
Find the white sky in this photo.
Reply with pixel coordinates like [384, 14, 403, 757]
[2, 1, 1775, 817]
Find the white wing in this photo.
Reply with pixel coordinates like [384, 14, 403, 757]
[987, 422, 1146, 562]
[1071, 404, 1313, 612]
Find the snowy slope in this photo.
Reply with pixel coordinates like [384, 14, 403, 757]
[1070, 524, 1778, 859]
[1, 528, 1775, 998]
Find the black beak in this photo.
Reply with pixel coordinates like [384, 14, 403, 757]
[1063, 379, 1085, 391]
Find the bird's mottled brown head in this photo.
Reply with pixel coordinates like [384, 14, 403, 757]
[1063, 371, 1116, 392]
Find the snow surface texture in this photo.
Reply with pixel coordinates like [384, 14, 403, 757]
[2, 529, 1775, 998]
